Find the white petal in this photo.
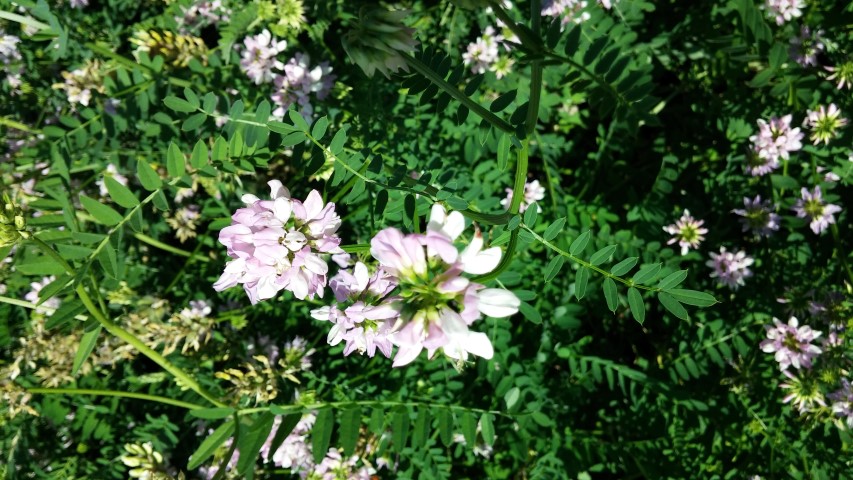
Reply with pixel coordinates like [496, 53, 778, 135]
[477, 288, 520, 317]
[461, 246, 502, 275]
[353, 262, 369, 291]
[268, 180, 290, 199]
[464, 331, 494, 360]
[273, 197, 292, 223]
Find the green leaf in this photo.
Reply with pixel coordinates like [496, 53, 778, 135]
[188, 421, 235, 470]
[523, 205, 538, 227]
[289, 109, 310, 131]
[627, 287, 646, 325]
[531, 411, 552, 427]
[163, 96, 197, 113]
[339, 406, 361, 456]
[583, 37, 609, 66]
[312, 408, 334, 464]
[603, 278, 618, 312]
[480, 413, 495, 447]
[392, 406, 410, 451]
[104, 177, 139, 208]
[504, 387, 520, 410]
[236, 413, 275, 476]
[590, 245, 617, 266]
[564, 26, 582, 56]
[97, 245, 119, 279]
[658, 270, 688, 290]
[280, 132, 307, 147]
[166, 143, 186, 178]
[368, 407, 384, 436]
[543, 218, 566, 241]
[182, 112, 207, 131]
[658, 292, 689, 320]
[72, 321, 101, 375]
[490, 90, 517, 113]
[544, 255, 565, 282]
[267, 121, 299, 134]
[213, 136, 229, 162]
[311, 116, 329, 140]
[16, 256, 67, 275]
[411, 408, 430, 450]
[201, 92, 218, 113]
[152, 190, 170, 211]
[610, 257, 638, 276]
[460, 412, 477, 446]
[136, 160, 162, 190]
[497, 133, 511, 171]
[519, 301, 542, 324]
[183, 87, 200, 109]
[569, 231, 590, 255]
[575, 268, 589, 300]
[632, 263, 662, 285]
[190, 140, 209, 169]
[438, 409, 454, 447]
[189, 407, 236, 420]
[80, 195, 123, 226]
[267, 414, 301, 460]
[666, 289, 718, 307]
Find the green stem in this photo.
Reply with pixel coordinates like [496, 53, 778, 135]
[29, 237, 226, 408]
[134, 232, 210, 261]
[402, 53, 514, 133]
[0, 116, 41, 133]
[211, 414, 240, 480]
[27, 387, 205, 410]
[522, 226, 662, 292]
[0, 10, 51, 31]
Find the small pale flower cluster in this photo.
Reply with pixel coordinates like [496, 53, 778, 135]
[462, 26, 514, 78]
[732, 195, 780, 238]
[826, 61, 853, 90]
[1, 30, 24, 92]
[311, 262, 399, 358]
[760, 316, 822, 371]
[203, 412, 381, 479]
[166, 205, 202, 243]
[763, 0, 805, 25]
[541, 0, 591, 26]
[804, 103, 847, 145]
[780, 370, 826, 414]
[314, 205, 520, 367]
[829, 379, 853, 429]
[663, 210, 707, 255]
[52, 60, 105, 107]
[792, 186, 842, 234]
[500, 179, 546, 213]
[747, 115, 803, 176]
[271, 52, 336, 119]
[789, 27, 824, 67]
[214, 180, 342, 303]
[240, 29, 288, 84]
[706, 247, 754, 290]
[176, 0, 231, 34]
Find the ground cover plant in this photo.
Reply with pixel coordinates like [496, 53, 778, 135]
[1, 0, 851, 478]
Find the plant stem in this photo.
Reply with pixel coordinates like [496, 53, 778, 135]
[29, 236, 226, 408]
[27, 387, 205, 410]
[134, 232, 210, 261]
[211, 414, 241, 480]
[402, 53, 514, 133]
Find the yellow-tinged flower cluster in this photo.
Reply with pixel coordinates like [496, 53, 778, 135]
[131, 30, 208, 67]
[0, 192, 28, 247]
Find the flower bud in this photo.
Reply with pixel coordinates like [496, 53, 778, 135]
[341, 7, 418, 78]
[0, 193, 28, 247]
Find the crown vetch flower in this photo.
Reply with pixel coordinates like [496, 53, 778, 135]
[501, 179, 546, 213]
[214, 181, 341, 303]
[792, 186, 842, 234]
[763, 0, 805, 25]
[760, 316, 822, 371]
[747, 115, 803, 176]
[829, 379, 853, 429]
[240, 29, 287, 84]
[706, 247, 754, 290]
[369, 204, 519, 367]
[789, 26, 824, 67]
[732, 195, 780, 238]
[311, 262, 399, 358]
[804, 104, 848, 145]
[663, 209, 707, 255]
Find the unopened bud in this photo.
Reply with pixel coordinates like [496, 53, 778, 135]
[342, 7, 419, 78]
[0, 193, 27, 247]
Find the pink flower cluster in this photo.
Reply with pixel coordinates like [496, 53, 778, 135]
[240, 29, 288, 84]
[792, 186, 842, 235]
[214, 181, 342, 304]
[271, 53, 336, 119]
[311, 262, 399, 358]
[747, 115, 803, 176]
[663, 209, 707, 255]
[501, 179, 546, 213]
[760, 316, 822, 371]
[313, 205, 520, 367]
[706, 247, 754, 290]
